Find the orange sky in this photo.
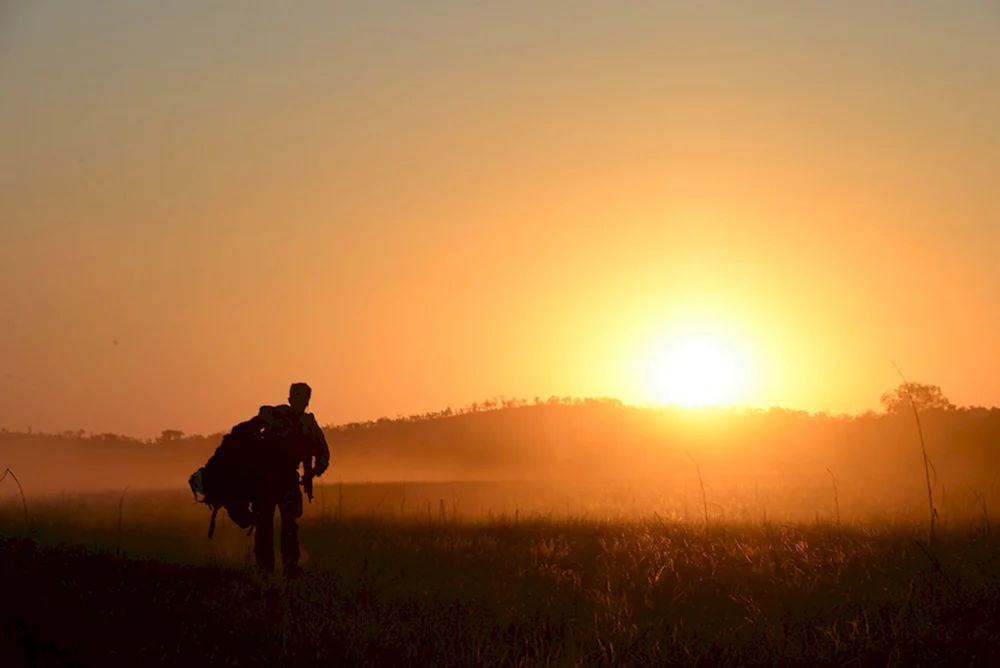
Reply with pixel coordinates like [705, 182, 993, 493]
[1, 2, 999, 437]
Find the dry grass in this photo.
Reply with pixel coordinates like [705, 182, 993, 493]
[1, 482, 999, 667]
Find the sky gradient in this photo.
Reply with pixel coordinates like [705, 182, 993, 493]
[2, 1, 999, 437]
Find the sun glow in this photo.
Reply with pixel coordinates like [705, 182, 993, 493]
[644, 336, 749, 408]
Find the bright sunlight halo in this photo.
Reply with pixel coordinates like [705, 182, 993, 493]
[645, 337, 747, 408]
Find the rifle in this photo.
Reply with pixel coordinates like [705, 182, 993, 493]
[302, 457, 315, 503]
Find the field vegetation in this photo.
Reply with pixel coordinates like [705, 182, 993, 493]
[2, 384, 999, 665]
[2, 478, 999, 667]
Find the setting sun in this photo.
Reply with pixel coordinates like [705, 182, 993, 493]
[645, 337, 748, 408]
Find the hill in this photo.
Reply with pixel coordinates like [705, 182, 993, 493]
[2, 390, 1000, 501]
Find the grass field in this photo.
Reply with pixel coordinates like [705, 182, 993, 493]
[2, 480, 999, 667]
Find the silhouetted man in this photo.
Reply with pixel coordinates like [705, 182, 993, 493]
[250, 382, 330, 578]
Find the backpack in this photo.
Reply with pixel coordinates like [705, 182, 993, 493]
[189, 419, 269, 538]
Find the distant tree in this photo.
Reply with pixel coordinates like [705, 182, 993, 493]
[880, 382, 954, 415]
[159, 429, 185, 443]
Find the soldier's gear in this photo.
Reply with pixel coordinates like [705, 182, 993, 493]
[189, 419, 269, 538]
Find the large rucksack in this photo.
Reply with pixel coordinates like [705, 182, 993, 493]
[189, 419, 268, 538]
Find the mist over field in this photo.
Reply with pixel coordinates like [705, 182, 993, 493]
[4, 395, 998, 525]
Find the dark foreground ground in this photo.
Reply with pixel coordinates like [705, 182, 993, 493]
[2, 511, 999, 668]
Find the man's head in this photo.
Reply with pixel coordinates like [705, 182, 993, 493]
[288, 382, 312, 413]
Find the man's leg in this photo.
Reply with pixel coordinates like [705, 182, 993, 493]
[278, 486, 303, 576]
[253, 499, 277, 574]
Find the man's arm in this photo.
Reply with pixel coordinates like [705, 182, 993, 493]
[303, 413, 330, 477]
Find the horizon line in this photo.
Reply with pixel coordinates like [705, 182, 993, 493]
[2, 394, 993, 442]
